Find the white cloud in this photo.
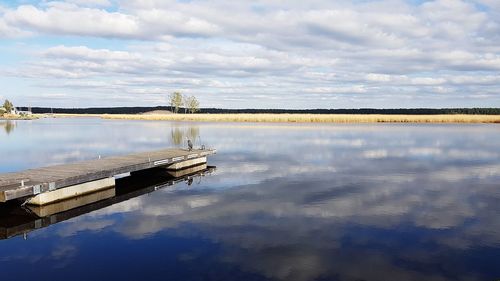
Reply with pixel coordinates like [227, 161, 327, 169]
[0, 6, 32, 38]
[410, 77, 447, 85]
[136, 9, 220, 37]
[4, 4, 140, 38]
[43, 45, 140, 61]
[0, 0, 499, 108]
[305, 86, 367, 94]
[366, 73, 394, 82]
[66, 0, 111, 7]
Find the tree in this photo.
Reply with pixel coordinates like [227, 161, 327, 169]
[3, 100, 13, 114]
[183, 94, 188, 114]
[186, 95, 200, 114]
[169, 92, 183, 113]
[0, 107, 6, 116]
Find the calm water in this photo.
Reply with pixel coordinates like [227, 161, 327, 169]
[1, 118, 500, 281]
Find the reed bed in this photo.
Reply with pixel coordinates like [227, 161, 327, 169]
[94, 114, 500, 123]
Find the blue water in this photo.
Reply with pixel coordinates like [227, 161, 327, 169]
[1, 118, 500, 281]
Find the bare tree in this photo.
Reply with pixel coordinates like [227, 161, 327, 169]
[183, 94, 188, 114]
[169, 92, 183, 113]
[186, 96, 200, 114]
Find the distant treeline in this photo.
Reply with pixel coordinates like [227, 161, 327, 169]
[28, 107, 500, 115]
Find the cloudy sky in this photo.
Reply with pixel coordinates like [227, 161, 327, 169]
[1, 0, 499, 109]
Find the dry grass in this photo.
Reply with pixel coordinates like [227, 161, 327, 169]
[0, 113, 38, 120]
[82, 113, 500, 123]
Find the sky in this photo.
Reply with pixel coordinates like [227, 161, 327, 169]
[0, 0, 499, 109]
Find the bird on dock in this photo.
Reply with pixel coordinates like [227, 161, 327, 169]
[187, 139, 193, 151]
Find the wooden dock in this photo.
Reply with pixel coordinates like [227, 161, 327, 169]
[0, 148, 216, 203]
[0, 166, 216, 240]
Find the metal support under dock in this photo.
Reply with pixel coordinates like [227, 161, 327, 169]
[0, 148, 216, 203]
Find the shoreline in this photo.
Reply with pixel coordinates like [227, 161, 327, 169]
[0, 115, 38, 120]
[42, 113, 500, 123]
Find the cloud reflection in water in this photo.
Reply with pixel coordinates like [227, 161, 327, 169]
[1, 119, 499, 281]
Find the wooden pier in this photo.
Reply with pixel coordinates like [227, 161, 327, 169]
[0, 148, 216, 204]
[0, 165, 216, 240]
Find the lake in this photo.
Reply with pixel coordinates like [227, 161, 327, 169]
[1, 118, 499, 281]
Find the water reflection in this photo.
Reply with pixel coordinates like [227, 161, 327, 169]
[0, 119, 499, 281]
[89, 170, 499, 281]
[170, 125, 200, 147]
[0, 121, 15, 135]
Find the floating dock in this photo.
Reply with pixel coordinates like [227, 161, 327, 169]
[0, 165, 216, 240]
[0, 148, 216, 204]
